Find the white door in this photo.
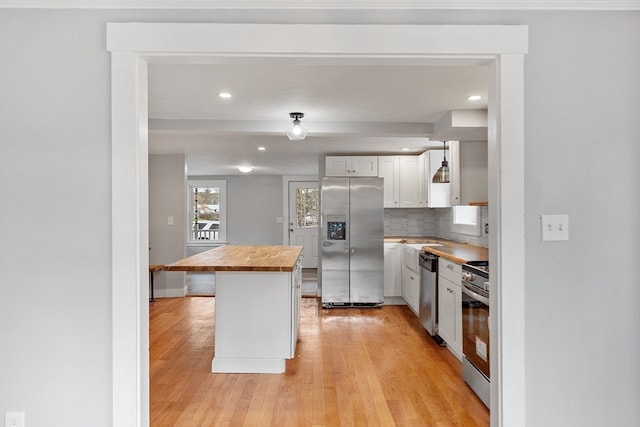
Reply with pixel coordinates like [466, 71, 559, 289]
[288, 181, 319, 268]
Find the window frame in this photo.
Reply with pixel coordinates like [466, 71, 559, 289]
[186, 179, 227, 245]
[451, 205, 482, 236]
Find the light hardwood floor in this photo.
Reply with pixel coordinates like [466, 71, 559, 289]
[150, 296, 489, 426]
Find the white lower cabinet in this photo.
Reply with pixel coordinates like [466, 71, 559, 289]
[402, 264, 420, 315]
[383, 243, 402, 298]
[212, 257, 303, 373]
[401, 245, 421, 315]
[438, 258, 463, 360]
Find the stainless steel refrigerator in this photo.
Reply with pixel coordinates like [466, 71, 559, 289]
[320, 177, 384, 308]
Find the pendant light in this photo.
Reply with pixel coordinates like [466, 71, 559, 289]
[286, 112, 307, 141]
[432, 141, 450, 183]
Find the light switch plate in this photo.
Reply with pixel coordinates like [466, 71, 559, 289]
[541, 214, 569, 241]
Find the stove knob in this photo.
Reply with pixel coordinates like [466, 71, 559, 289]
[462, 272, 474, 281]
[483, 281, 490, 291]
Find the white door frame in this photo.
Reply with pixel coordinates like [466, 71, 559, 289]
[282, 175, 319, 246]
[108, 23, 527, 427]
[284, 176, 319, 268]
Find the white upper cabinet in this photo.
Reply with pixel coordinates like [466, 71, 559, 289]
[378, 156, 420, 208]
[420, 150, 451, 208]
[378, 156, 400, 208]
[448, 141, 461, 205]
[325, 156, 378, 177]
[399, 156, 420, 208]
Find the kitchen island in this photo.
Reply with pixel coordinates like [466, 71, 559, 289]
[165, 245, 303, 374]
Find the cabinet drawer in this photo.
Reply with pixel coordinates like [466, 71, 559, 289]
[438, 258, 461, 284]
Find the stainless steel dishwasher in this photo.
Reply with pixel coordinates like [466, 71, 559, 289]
[419, 252, 444, 345]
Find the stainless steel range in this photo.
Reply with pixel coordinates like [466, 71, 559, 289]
[461, 261, 490, 408]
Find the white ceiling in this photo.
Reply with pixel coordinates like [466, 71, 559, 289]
[148, 62, 489, 175]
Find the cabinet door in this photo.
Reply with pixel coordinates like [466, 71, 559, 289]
[448, 141, 461, 205]
[399, 156, 419, 208]
[383, 243, 402, 297]
[453, 283, 462, 358]
[379, 156, 400, 208]
[417, 154, 426, 206]
[351, 156, 379, 177]
[438, 275, 462, 360]
[289, 260, 302, 357]
[325, 156, 351, 176]
[438, 276, 455, 347]
[402, 264, 419, 315]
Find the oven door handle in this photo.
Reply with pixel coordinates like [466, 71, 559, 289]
[462, 284, 490, 306]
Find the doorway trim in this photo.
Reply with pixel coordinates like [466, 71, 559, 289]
[282, 175, 319, 246]
[108, 23, 527, 427]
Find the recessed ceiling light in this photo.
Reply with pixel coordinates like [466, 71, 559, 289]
[402, 148, 410, 151]
[218, 92, 232, 99]
[258, 146, 266, 151]
[467, 95, 482, 101]
[237, 166, 253, 173]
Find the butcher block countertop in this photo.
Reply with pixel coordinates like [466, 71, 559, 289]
[165, 245, 303, 272]
[385, 236, 488, 264]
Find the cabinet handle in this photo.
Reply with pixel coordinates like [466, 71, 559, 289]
[447, 264, 453, 270]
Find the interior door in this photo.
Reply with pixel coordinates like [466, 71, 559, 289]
[288, 181, 319, 268]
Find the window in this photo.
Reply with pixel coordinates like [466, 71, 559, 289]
[187, 180, 226, 244]
[295, 187, 318, 228]
[451, 205, 481, 236]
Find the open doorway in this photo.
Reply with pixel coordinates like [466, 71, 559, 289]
[109, 23, 527, 427]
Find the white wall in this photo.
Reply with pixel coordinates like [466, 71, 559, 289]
[0, 8, 638, 427]
[0, 10, 113, 424]
[149, 154, 186, 296]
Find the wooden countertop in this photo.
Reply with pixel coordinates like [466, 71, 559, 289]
[385, 236, 488, 264]
[165, 245, 303, 272]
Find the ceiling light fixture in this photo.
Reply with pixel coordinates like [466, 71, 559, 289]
[467, 95, 482, 101]
[237, 166, 253, 173]
[257, 146, 266, 151]
[218, 92, 232, 99]
[286, 112, 307, 141]
[432, 141, 450, 184]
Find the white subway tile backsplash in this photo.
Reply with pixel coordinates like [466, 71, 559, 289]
[384, 206, 488, 247]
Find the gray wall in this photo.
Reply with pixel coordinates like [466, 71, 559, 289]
[523, 12, 640, 426]
[149, 154, 186, 296]
[0, 8, 638, 427]
[190, 175, 285, 245]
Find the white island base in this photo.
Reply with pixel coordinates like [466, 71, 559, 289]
[212, 269, 301, 374]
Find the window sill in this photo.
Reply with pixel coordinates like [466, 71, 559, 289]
[187, 241, 228, 246]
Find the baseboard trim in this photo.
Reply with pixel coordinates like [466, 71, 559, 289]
[383, 296, 407, 305]
[153, 286, 187, 298]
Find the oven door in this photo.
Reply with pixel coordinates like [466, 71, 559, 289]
[461, 284, 490, 379]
